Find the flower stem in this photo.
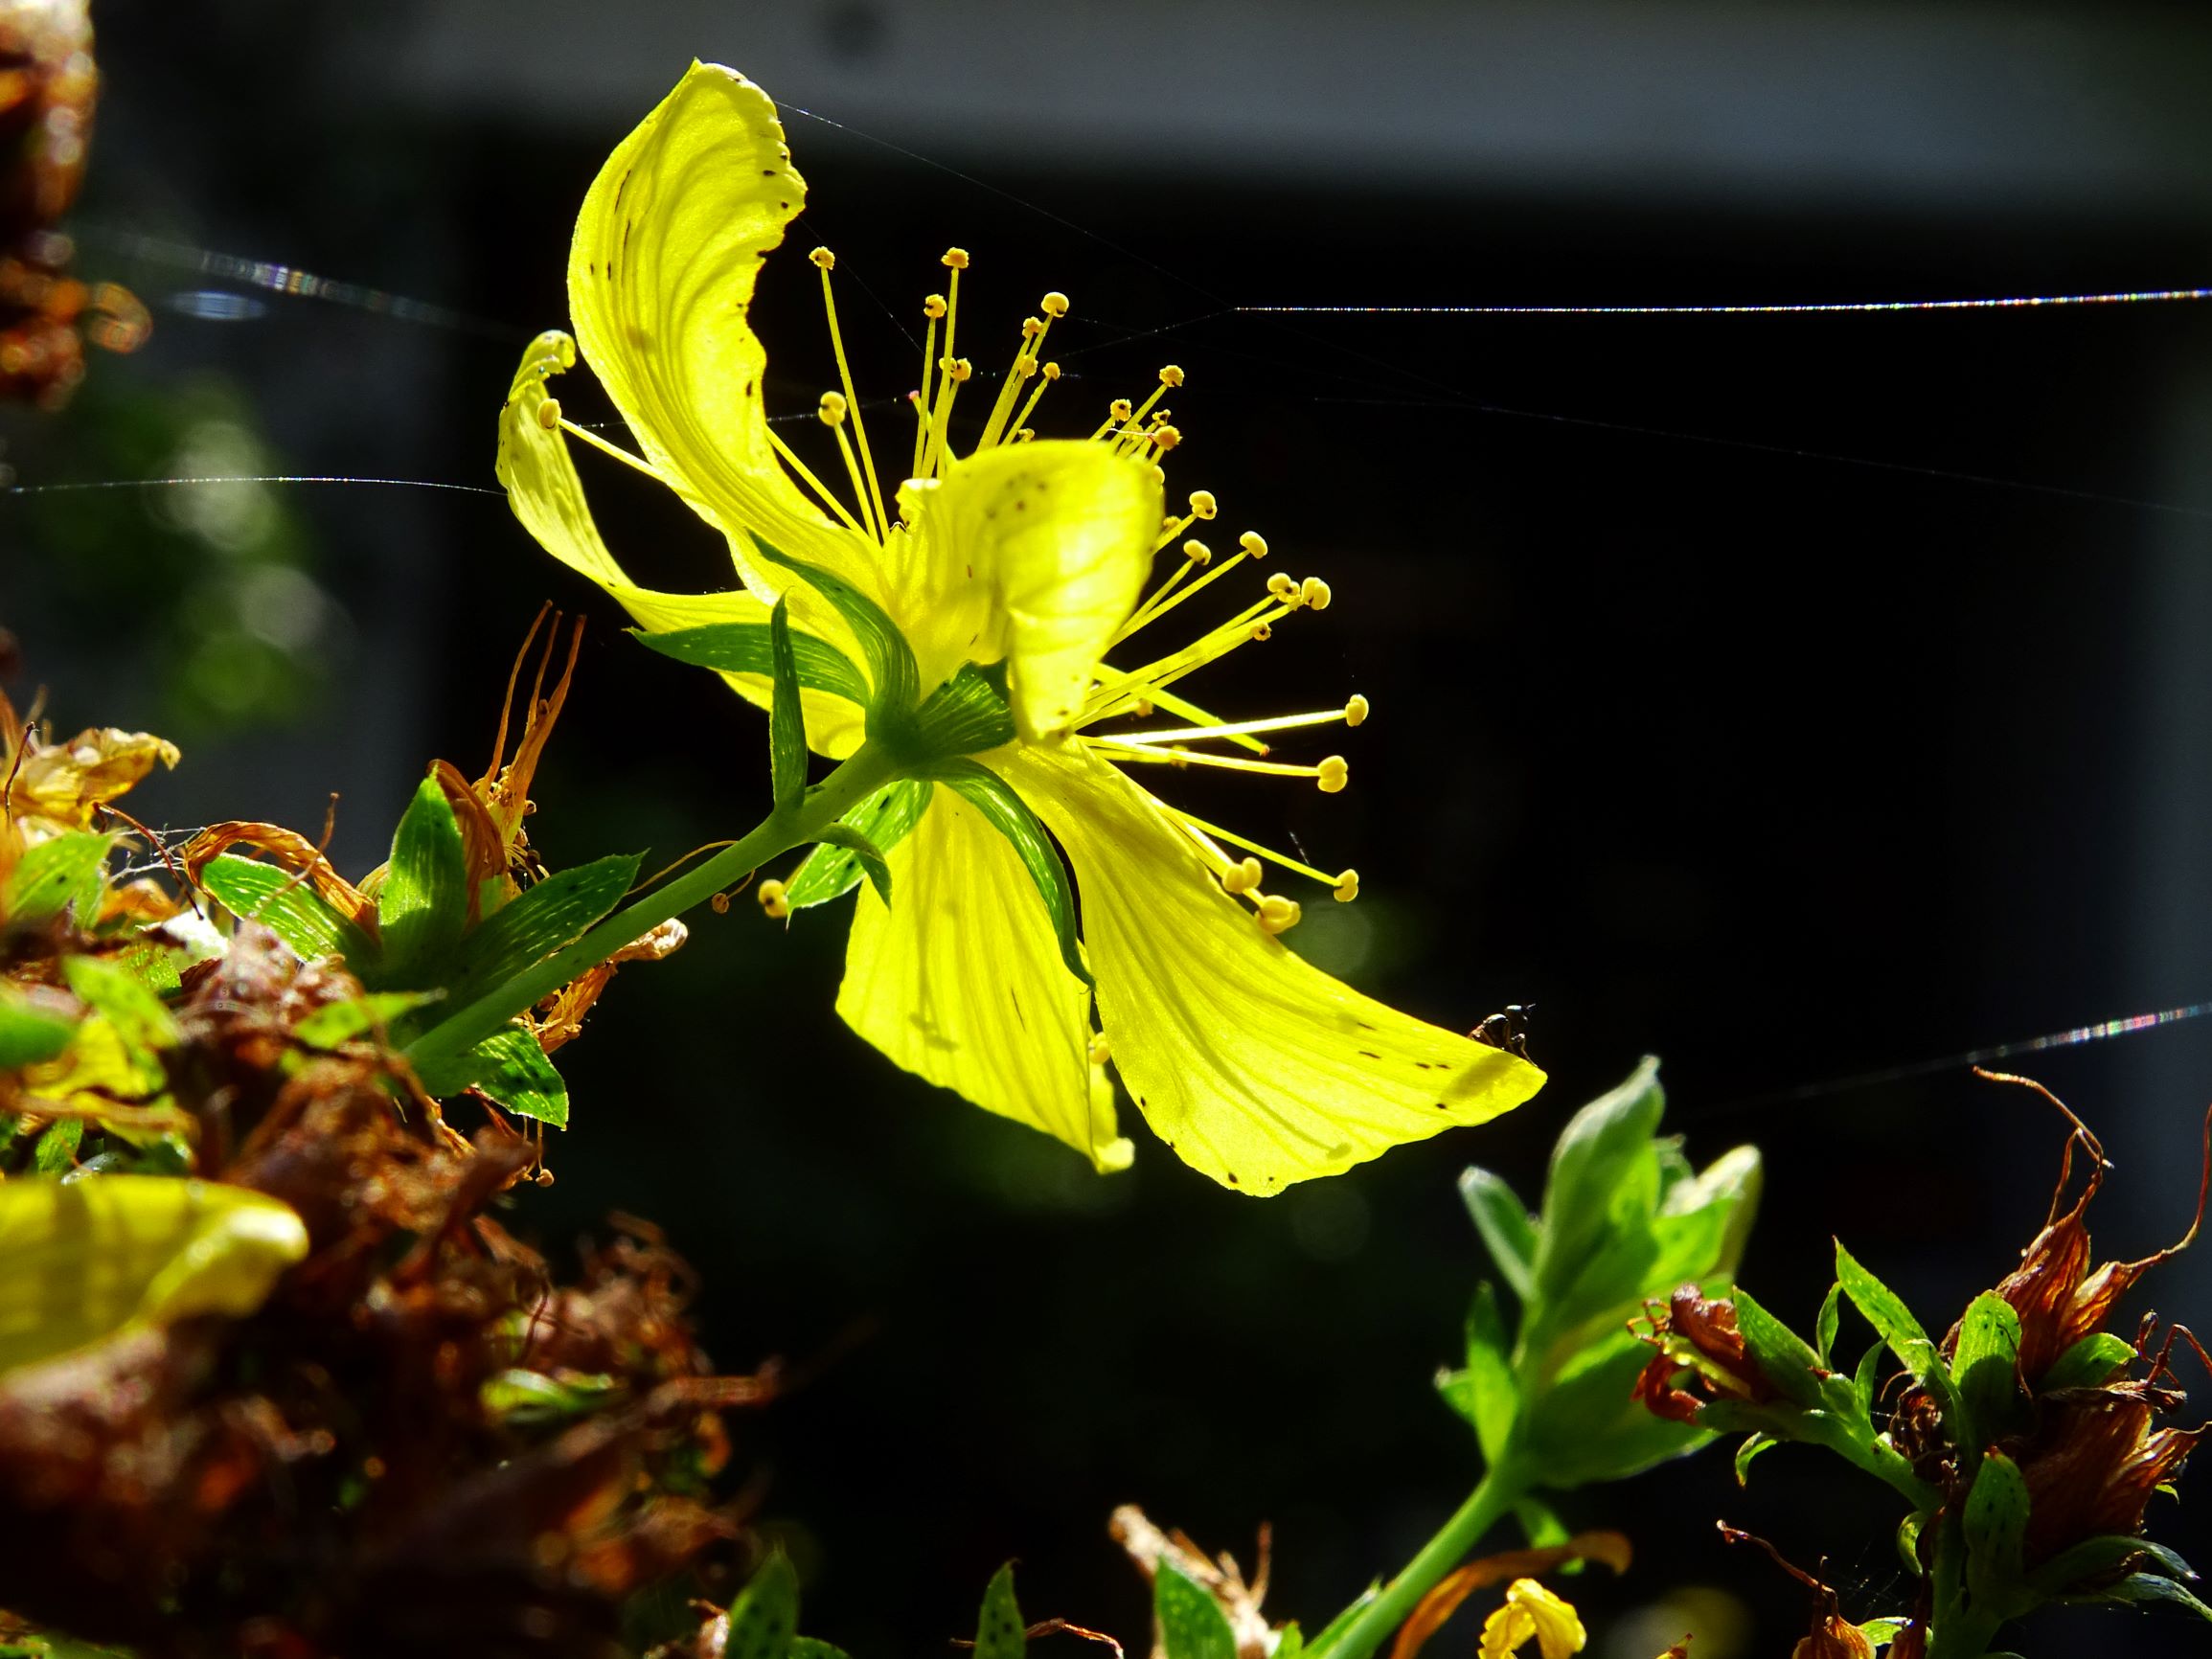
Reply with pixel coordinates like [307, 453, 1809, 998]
[1308, 1461, 1524, 1659]
[399, 743, 900, 1084]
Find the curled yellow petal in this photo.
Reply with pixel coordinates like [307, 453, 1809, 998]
[835, 790, 1129, 1171]
[1001, 742, 1543, 1193]
[0, 1175, 308, 1375]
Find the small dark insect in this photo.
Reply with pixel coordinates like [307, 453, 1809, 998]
[1470, 1003, 1535, 1060]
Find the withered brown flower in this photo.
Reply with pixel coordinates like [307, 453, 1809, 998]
[1631, 1287, 1779, 1426]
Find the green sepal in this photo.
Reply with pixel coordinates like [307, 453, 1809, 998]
[2040, 1330, 2135, 1391]
[974, 1563, 1026, 1659]
[813, 826, 890, 907]
[1834, 1239, 1961, 1424]
[0, 989, 79, 1068]
[767, 597, 809, 811]
[1731, 1285, 1824, 1407]
[750, 533, 919, 718]
[912, 663, 1017, 760]
[293, 990, 446, 1050]
[785, 782, 934, 908]
[633, 620, 869, 706]
[927, 758, 1089, 986]
[1734, 1432, 1777, 1487]
[1457, 1166, 1537, 1303]
[376, 777, 470, 989]
[3, 831, 114, 925]
[1962, 1448, 2035, 1621]
[448, 854, 641, 1005]
[1953, 1291, 2026, 1445]
[1155, 1564, 1237, 1659]
[725, 1551, 801, 1659]
[197, 854, 376, 968]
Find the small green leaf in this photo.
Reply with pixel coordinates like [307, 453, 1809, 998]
[1858, 1617, 1908, 1646]
[2074, 1572, 2212, 1620]
[928, 758, 1088, 986]
[726, 1552, 801, 1659]
[376, 777, 470, 988]
[785, 781, 934, 908]
[0, 989, 79, 1067]
[750, 533, 919, 717]
[448, 854, 641, 1005]
[292, 990, 446, 1050]
[1962, 1449, 2033, 1620]
[1814, 1281, 1843, 1367]
[1272, 1625, 1305, 1659]
[813, 825, 890, 907]
[1731, 1286, 1824, 1406]
[3, 831, 114, 925]
[445, 1026, 569, 1127]
[1457, 1167, 1537, 1302]
[198, 854, 376, 967]
[1530, 1057, 1666, 1305]
[1896, 1509, 1929, 1578]
[1437, 1280, 1516, 1463]
[1155, 1564, 1237, 1659]
[1953, 1291, 2025, 1445]
[62, 955, 180, 1057]
[2040, 1330, 2135, 1392]
[1852, 1340, 1884, 1420]
[480, 1367, 621, 1427]
[1734, 1432, 1777, 1487]
[913, 663, 1017, 760]
[767, 597, 809, 811]
[975, 1563, 1026, 1659]
[633, 620, 870, 706]
[2031, 1534, 2197, 1596]
[1835, 1239, 1959, 1420]
[34, 1119, 84, 1173]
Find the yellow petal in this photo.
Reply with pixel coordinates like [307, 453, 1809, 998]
[0, 1175, 308, 1375]
[899, 442, 1160, 732]
[835, 790, 1129, 1171]
[1479, 1603, 1536, 1659]
[567, 60, 880, 601]
[1001, 742, 1544, 1193]
[1507, 1581, 1586, 1659]
[497, 330, 866, 757]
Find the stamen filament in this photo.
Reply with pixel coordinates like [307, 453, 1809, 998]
[1009, 360, 1057, 439]
[913, 296, 943, 479]
[559, 419, 661, 482]
[1090, 704, 1350, 746]
[765, 427, 871, 537]
[1163, 806, 1340, 886]
[814, 260, 892, 539]
[827, 415, 883, 544]
[1112, 550, 1250, 644]
[1083, 739, 1325, 781]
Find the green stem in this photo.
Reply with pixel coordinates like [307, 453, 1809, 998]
[1310, 1461, 1525, 1659]
[400, 743, 901, 1082]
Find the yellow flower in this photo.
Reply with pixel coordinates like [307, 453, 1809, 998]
[1478, 1579, 1586, 1659]
[496, 62, 1543, 1191]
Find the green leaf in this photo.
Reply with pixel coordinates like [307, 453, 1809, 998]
[1858, 1618, 1908, 1646]
[1953, 1291, 2025, 1445]
[1155, 1564, 1237, 1659]
[1272, 1625, 1305, 1659]
[2040, 1330, 2135, 1391]
[1835, 1240, 1960, 1421]
[34, 1119, 84, 1173]
[292, 990, 445, 1050]
[2031, 1535, 2198, 1597]
[1458, 1166, 1537, 1302]
[445, 1026, 569, 1127]
[1514, 1498, 1569, 1550]
[1438, 1280, 1517, 1463]
[750, 533, 919, 717]
[0, 1174, 309, 1373]
[1734, 1432, 1777, 1487]
[62, 955, 180, 1057]
[376, 776, 470, 989]
[479, 1367, 621, 1428]
[1814, 1282, 1843, 1368]
[974, 1563, 1026, 1659]
[1530, 1057, 1666, 1306]
[928, 758, 1088, 986]
[1731, 1286, 1824, 1407]
[2084, 1573, 2212, 1620]
[197, 854, 376, 967]
[633, 620, 870, 706]
[767, 597, 810, 811]
[448, 854, 641, 1005]
[813, 825, 890, 907]
[1519, 1331, 1709, 1488]
[785, 781, 934, 908]
[3, 831, 114, 925]
[725, 1552, 801, 1659]
[913, 662, 1017, 760]
[0, 989, 79, 1068]
[1852, 1340, 1885, 1420]
[1962, 1449, 2034, 1620]
[1896, 1509, 1930, 1578]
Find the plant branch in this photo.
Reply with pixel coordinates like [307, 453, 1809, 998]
[1307, 1460, 1524, 1659]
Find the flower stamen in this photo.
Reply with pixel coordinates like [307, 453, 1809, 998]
[912, 291, 946, 477]
[810, 248, 891, 542]
[1165, 804, 1349, 891]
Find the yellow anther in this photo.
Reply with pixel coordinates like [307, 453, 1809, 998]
[1241, 531, 1269, 559]
[535, 397, 562, 431]
[1250, 621, 1272, 642]
[1015, 355, 1038, 378]
[1043, 361, 1061, 380]
[942, 247, 970, 269]
[1160, 364, 1186, 388]
[1334, 869, 1360, 903]
[1267, 572, 1298, 601]
[1041, 291, 1071, 318]
[1189, 489, 1218, 519]
[817, 390, 848, 425]
[949, 357, 972, 382]
[810, 246, 836, 270]
[1088, 1032, 1111, 1065]
[1256, 894, 1302, 934]
[1151, 464, 1166, 483]
[1021, 315, 1045, 340]
[924, 293, 947, 320]
[1151, 424, 1182, 452]
[1109, 398, 1134, 422]
[1015, 428, 1035, 442]
[758, 878, 789, 920]
[1316, 755, 1350, 793]
[1133, 697, 1155, 716]
[1300, 577, 1334, 611]
[1182, 538, 1212, 566]
[1221, 857, 1263, 896]
[1344, 693, 1371, 727]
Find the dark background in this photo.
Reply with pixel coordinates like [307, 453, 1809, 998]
[5, 4, 2212, 1654]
